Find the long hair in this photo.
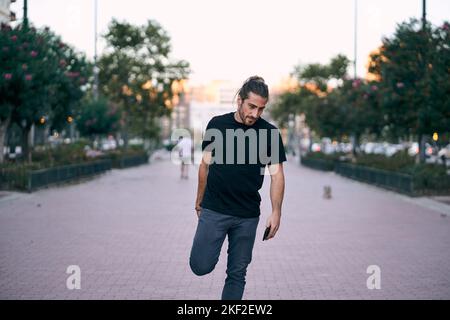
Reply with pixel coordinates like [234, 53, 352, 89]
[236, 76, 269, 103]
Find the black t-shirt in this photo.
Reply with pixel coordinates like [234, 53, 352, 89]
[201, 112, 287, 218]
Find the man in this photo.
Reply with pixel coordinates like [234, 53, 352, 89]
[189, 76, 286, 300]
[175, 135, 193, 179]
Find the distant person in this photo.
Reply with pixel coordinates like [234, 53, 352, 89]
[175, 136, 193, 179]
[189, 76, 287, 300]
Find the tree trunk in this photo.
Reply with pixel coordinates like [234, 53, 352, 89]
[122, 107, 129, 150]
[308, 135, 313, 153]
[351, 134, 360, 156]
[123, 127, 129, 150]
[21, 124, 33, 164]
[122, 113, 129, 150]
[418, 134, 427, 164]
[95, 134, 101, 150]
[0, 118, 11, 164]
[114, 132, 120, 149]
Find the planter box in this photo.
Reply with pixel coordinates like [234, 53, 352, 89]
[27, 159, 112, 192]
[111, 153, 149, 169]
[335, 162, 415, 195]
[0, 159, 112, 192]
[300, 157, 335, 171]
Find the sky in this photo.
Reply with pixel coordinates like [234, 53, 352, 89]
[10, 0, 450, 87]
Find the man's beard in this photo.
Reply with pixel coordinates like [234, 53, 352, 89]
[238, 105, 257, 126]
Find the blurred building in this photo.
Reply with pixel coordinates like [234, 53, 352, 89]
[171, 89, 190, 131]
[160, 79, 191, 140]
[270, 76, 298, 96]
[189, 80, 238, 147]
[0, 0, 16, 24]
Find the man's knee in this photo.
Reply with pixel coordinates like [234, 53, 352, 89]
[189, 258, 216, 276]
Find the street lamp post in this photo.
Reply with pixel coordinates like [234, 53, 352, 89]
[349, 0, 359, 155]
[418, 0, 428, 163]
[93, 0, 99, 100]
[23, 0, 28, 29]
[422, 0, 427, 30]
[353, 0, 358, 79]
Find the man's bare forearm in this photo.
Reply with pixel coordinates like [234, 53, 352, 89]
[265, 164, 285, 239]
[195, 163, 208, 208]
[270, 167, 285, 216]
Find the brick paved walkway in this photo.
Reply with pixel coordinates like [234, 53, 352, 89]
[1, 152, 449, 299]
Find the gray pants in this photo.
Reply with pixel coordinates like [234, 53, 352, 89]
[189, 207, 259, 300]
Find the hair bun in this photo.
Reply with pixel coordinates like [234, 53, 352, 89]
[247, 76, 265, 84]
[237, 75, 269, 101]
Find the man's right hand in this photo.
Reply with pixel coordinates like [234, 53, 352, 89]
[195, 204, 202, 218]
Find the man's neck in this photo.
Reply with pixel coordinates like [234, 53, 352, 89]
[234, 111, 244, 124]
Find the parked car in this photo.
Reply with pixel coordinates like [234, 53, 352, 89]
[438, 144, 450, 159]
[408, 142, 419, 156]
[101, 139, 117, 151]
[385, 144, 404, 157]
[363, 142, 376, 154]
[311, 143, 321, 152]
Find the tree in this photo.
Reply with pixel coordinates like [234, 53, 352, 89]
[99, 19, 190, 149]
[292, 54, 350, 93]
[271, 55, 351, 150]
[333, 79, 384, 153]
[0, 23, 90, 163]
[369, 19, 450, 162]
[270, 89, 304, 129]
[76, 98, 120, 141]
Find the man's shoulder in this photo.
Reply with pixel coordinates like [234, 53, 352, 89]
[213, 112, 233, 121]
[207, 112, 232, 126]
[257, 117, 279, 130]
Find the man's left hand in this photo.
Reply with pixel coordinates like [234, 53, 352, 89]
[265, 212, 281, 240]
